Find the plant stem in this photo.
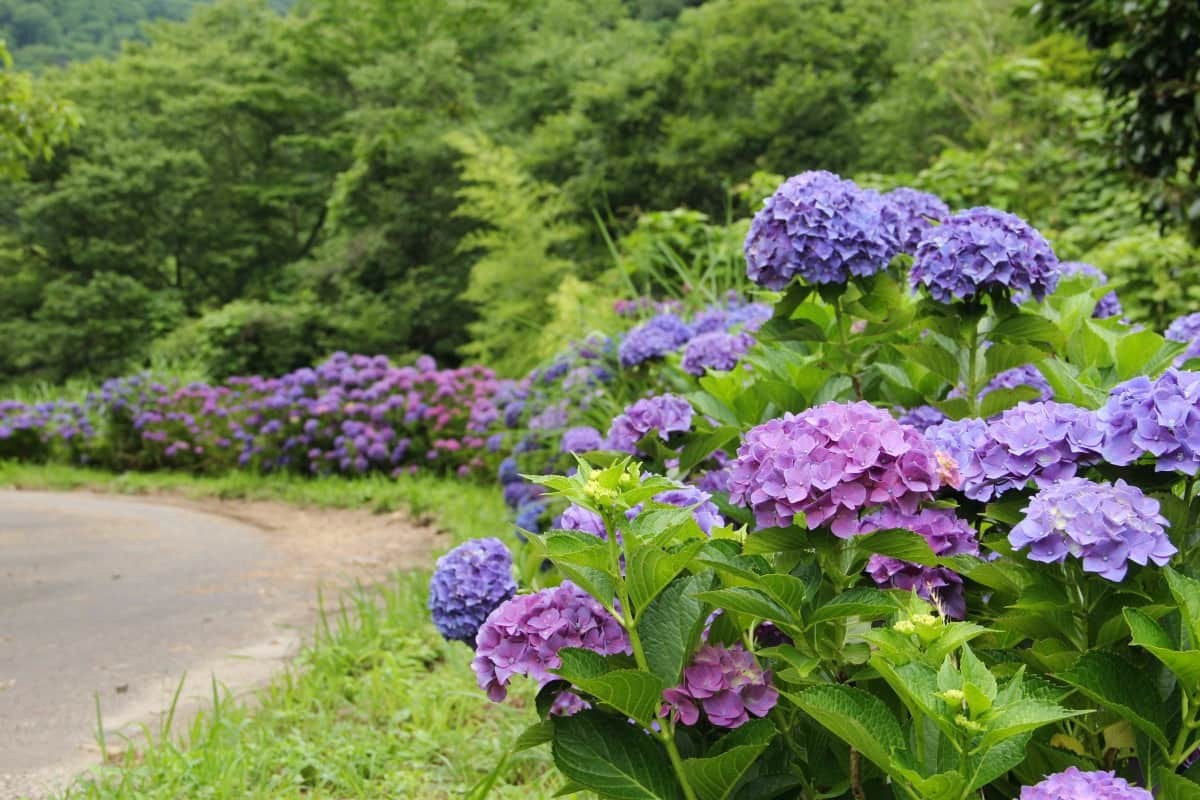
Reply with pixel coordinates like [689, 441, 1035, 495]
[832, 294, 863, 400]
[964, 319, 980, 417]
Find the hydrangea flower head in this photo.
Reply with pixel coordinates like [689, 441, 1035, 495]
[607, 394, 693, 454]
[744, 171, 897, 290]
[881, 187, 950, 254]
[619, 314, 693, 368]
[472, 582, 631, 702]
[980, 364, 1054, 404]
[1099, 369, 1200, 474]
[897, 404, 946, 432]
[561, 426, 604, 454]
[857, 508, 979, 619]
[557, 504, 607, 538]
[927, 402, 1102, 501]
[662, 644, 778, 728]
[1020, 767, 1152, 800]
[428, 538, 517, 643]
[1010, 477, 1174, 581]
[682, 331, 755, 376]
[911, 207, 1059, 303]
[728, 401, 952, 536]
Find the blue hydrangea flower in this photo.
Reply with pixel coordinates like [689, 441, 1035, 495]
[429, 538, 517, 644]
[1099, 369, 1200, 474]
[682, 331, 755, 376]
[897, 404, 946, 432]
[560, 426, 604, 454]
[980, 364, 1054, 403]
[618, 314, 693, 368]
[557, 504, 607, 538]
[745, 171, 897, 289]
[911, 207, 1059, 303]
[1010, 477, 1174, 581]
[881, 187, 950, 254]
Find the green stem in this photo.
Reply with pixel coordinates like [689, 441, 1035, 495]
[964, 320, 980, 417]
[1169, 690, 1200, 768]
[832, 295, 863, 400]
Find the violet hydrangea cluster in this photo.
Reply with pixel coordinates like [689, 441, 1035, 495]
[897, 404, 947, 432]
[681, 331, 755, 376]
[661, 644, 778, 728]
[560, 425, 604, 454]
[911, 207, 1059, 303]
[744, 171, 897, 290]
[1019, 768, 1152, 800]
[472, 581, 631, 702]
[606, 394, 694, 454]
[1098, 369, 1200, 474]
[925, 402, 1102, 501]
[857, 508, 979, 619]
[428, 538, 517, 644]
[881, 187, 950, 254]
[980, 364, 1054, 404]
[1009, 477, 1174, 581]
[728, 401, 956, 536]
[618, 313, 693, 368]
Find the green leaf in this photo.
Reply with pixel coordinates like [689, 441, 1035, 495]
[677, 426, 741, 476]
[514, 720, 555, 752]
[966, 732, 1031, 790]
[792, 685, 905, 776]
[1125, 608, 1200, 690]
[695, 587, 796, 626]
[742, 527, 807, 555]
[760, 573, 811, 612]
[979, 385, 1042, 418]
[638, 573, 713, 685]
[555, 647, 619, 681]
[1057, 651, 1170, 749]
[899, 343, 960, 385]
[552, 711, 682, 800]
[1166, 568, 1200, 650]
[808, 587, 903, 625]
[990, 314, 1062, 347]
[628, 542, 706, 612]
[572, 670, 666, 728]
[682, 719, 775, 800]
[1156, 768, 1200, 799]
[851, 528, 938, 566]
[978, 699, 1085, 749]
[1117, 329, 1185, 380]
[984, 343, 1047, 376]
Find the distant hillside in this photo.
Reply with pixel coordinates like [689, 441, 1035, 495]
[0, 0, 290, 70]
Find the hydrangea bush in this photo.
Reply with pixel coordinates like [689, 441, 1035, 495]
[434, 172, 1200, 800]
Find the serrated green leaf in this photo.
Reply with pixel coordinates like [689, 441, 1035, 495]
[573, 670, 666, 728]
[760, 573, 810, 612]
[980, 385, 1042, 418]
[899, 343, 961, 385]
[966, 731, 1031, 790]
[1125, 607, 1200, 690]
[552, 711, 682, 800]
[695, 587, 795, 626]
[808, 587, 903, 625]
[1057, 651, 1170, 749]
[792, 685, 905, 777]
[990, 314, 1062, 347]
[628, 542, 706, 613]
[639, 573, 713, 685]
[978, 699, 1084, 749]
[851, 528, 938, 566]
[1156, 768, 1200, 799]
[682, 719, 775, 800]
[742, 527, 807, 555]
[1166, 568, 1200, 650]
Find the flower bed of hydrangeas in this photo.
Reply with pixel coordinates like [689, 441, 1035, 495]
[427, 173, 1200, 799]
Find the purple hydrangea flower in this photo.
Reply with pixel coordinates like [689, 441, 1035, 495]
[561, 426, 604, 454]
[472, 582, 631, 702]
[662, 644, 778, 728]
[681, 331, 755, 376]
[1020, 767, 1152, 800]
[619, 314, 693, 368]
[911, 207, 1059, 303]
[607, 394, 694, 454]
[557, 504, 607, 538]
[728, 401, 956, 537]
[515, 501, 546, 533]
[429, 538, 517, 644]
[1010, 477, 1174, 581]
[980, 364, 1054, 404]
[926, 402, 1102, 502]
[897, 404, 947, 432]
[744, 171, 897, 290]
[1099, 369, 1200, 474]
[1167, 312, 1200, 366]
[857, 508, 979, 619]
[881, 187, 950, 254]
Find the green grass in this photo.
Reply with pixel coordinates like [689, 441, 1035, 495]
[0, 463, 560, 799]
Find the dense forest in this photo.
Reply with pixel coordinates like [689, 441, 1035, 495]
[0, 0, 1197, 384]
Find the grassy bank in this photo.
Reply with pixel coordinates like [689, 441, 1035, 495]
[0, 464, 558, 799]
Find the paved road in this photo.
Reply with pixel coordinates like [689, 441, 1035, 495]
[0, 491, 318, 799]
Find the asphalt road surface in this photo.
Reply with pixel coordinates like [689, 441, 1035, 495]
[0, 491, 323, 799]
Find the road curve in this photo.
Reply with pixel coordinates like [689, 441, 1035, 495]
[0, 491, 322, 799]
